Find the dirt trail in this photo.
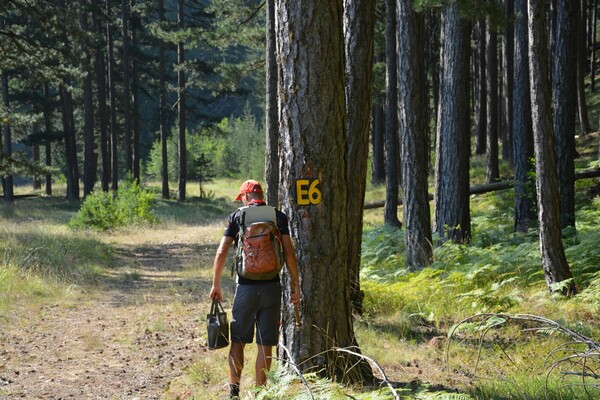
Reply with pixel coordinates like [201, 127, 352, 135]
[1, 232, 224, 400]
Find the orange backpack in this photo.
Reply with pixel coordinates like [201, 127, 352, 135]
[234, 206, 284, 280]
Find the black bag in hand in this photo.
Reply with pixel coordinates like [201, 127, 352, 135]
[207, 298, 229, 350]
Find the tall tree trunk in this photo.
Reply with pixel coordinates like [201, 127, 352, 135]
[371, 101, 385, 185]
[81, 0, 96, 197]
[397, 0, 432, 270]
[107, 0, 119, 191]
[486, 13, 500, 184]
[1, 66, 14, 203]
[43, 83, 53, 196]
[553, 0, 578, 228]
[122, 0, 132, 174]
[577, 0, 593, 134]
[264, 0, 278, 205]
[60, 87, 80, 202]
[513, 0, 534, 233]
[177, 0, 186, 202]
[434, 3, 471, 244]
[158, 0, 169, 199]
[32, 124, 41, 190]
[131, 0, 141, 183]
[527, 0, 576, 296]
[502, 0, 514, 164]
[591, 0, 597, 91]
[93, 0, 109, 192]
[475, 20, 487, 156]
[276, 0, 373, 384]
[384, 0, 401, 228]
[344, 0, 376, 317]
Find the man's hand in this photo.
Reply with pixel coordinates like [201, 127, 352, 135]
[209, 285, 222, 302]
[290, 289, 300, 305]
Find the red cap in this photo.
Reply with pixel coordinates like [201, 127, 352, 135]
[235, 179, 263, 201]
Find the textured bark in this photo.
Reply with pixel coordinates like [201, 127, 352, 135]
[486, 15, 499, 184]
[107, 0, 119, 191]
[434, 3, 471, 244]
[276, 0, 372, 384]
[577, 0, 592, 134]
[475, 20, 487, 156]
[344, 0, 375, 316]
[552, 0, 577, 228]
[177, 0, 186, 202]
[60, 87, 80, 202]
[384, 0, 401, 228]
[1, 65, 14, 203]
[158, 0, 169, 199]
[93, 0, 109, 192]
[43, 83, 53, 196]
[512, 0, 534, 233]
[122, 0, 132, 174]
[80, 0, 96, 197]
[131, 0, 141, 183]
[371, 102, 385, 184]
[528, 0, 576, 295]
[265, 0, 279, 205]
[397, 0, 432, 270]
[502, 0, 514, 164]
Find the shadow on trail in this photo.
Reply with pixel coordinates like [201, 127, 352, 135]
[99, 241, 237, 307]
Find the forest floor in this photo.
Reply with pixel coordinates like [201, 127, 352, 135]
[0, 225, 233, 400]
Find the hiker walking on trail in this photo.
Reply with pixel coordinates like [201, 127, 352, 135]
[209, 179, 301, 399]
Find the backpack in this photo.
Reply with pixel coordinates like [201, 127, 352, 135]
[233, 205, 284, 280]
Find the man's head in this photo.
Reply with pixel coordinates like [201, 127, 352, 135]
[235, 179, 263, 204]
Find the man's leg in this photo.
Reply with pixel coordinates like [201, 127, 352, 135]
[255, 344, 273, 386]
[229, 342, 245, 397]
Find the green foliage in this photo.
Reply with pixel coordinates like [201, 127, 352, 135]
[69, 180, 156, 231]
[145, 104, 264, 182]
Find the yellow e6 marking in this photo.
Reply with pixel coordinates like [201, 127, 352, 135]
[296, 179, 322, 205]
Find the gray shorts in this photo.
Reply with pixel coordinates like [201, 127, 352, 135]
[230, 282, 282, 346]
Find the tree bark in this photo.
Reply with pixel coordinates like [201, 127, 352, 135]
[43, 83, 53, 196]
[1, 66, 14, 203]
[60, 87, 80, 202]
[486, 14, 499, 184]
[158, 0, 169, 199]
[502, 0, 514, 164]
[107, 0, 119, 191]
[80, 0, 96, 197]
[577, 0, 593, 134]
[512, 0, 534, 233]
[553, 0, 578, 228]
[131, 0, 141, 183]
[527, 0, 576, 296]
[434, 3, 471, 244]
[177, 0, 186, 202]
[343, 0, 375, 315]
[397, 0, 432, 270]
[93, 0, 109, 192]
[265, 0, 279, 205]
[276, 0, 373, 384]
[384, 0, 401, 228]
[122, 0, 132, 174]
[370, 102, 385, 185]
[475, 20, 487, 156]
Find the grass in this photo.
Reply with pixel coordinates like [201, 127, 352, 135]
[2, 164, 600, 398]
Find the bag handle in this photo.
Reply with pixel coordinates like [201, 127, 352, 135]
[211, 298, 225, 315]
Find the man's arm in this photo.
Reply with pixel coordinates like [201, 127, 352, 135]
[281, 235, 301, 305]
[209, 235, 234, 301]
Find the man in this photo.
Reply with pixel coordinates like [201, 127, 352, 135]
[209, 179, 301, 399]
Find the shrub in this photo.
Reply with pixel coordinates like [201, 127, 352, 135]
[69, 181, 156, 231]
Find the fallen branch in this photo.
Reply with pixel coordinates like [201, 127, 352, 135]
[446, 313, 600, 397]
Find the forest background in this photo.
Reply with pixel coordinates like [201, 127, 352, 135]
[1, 0, 600, 399]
